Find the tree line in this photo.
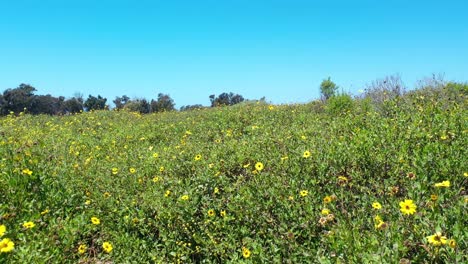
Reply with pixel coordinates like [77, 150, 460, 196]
[0, 84, 253, 115]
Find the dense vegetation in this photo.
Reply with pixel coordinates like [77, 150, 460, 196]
[0, 83, 249, 115]
[0, 81, 466, 263]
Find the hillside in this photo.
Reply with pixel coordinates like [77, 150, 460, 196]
[0, 85, 466, 263]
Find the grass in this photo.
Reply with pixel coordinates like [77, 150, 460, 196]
[0, 88, 466, 263]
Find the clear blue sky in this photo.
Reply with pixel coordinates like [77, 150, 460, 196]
[1, 0, 467, 108]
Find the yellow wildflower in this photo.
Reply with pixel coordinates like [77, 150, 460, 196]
[207, 209, 215, 217]
[399, 199, 417, 215]
[22, 168, 33, 175]
[255, 162, 264, 172]
[434, 180, 450, 187]
[0, 225, 5, 237]
[91, 217, 100, 225]
[78, 244, 87, 254]
[102, 242, 113, 253]
[300, 190, 308, 197]
[0, 238, 14, 253]
[372, 202, 382, 210]
[303, 150, 311, 158]
[22, 221, 35, 229]
[242, 247, 251, 258]
[448, 239, 456, 248]
[427, 232, 447, 246]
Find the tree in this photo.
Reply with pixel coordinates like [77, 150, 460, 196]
[84, 95, 107, 111]
[113, 95, 130, 110]
[1, 83, 37, 114]
[320, 77, 338, 100]
[63, 97, 84, 114]
[180, 104, 205, 111]
[210, 92, 244, 107]
[30, 94, 64, 115]
[151, 93, 175, 112]
[124, 98, 151, 113]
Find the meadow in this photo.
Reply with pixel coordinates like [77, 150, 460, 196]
[0, 86, 466, 263]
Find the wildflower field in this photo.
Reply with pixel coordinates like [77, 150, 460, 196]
[0, 87, 466, 263]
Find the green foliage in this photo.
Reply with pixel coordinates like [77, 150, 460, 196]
[320, 77, 338, 100]
[0, 83, 37, 115]
[124, 99, 151, 114]
[180, 104, 205, 111]
[325, 93, 354, 116]
[0, 85, 466, 263]
[151, 93, 175, 112]
[84, 95, 108, 111]
[209, 92, 245, 107]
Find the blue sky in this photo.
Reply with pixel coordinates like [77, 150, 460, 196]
[1, 0, 467, 108]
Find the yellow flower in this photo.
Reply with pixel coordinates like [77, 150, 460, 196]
[91, 217, 100, 225]
[103, 192, 111, 198]
[207, 209, 215, 217]
[220, 210, 226, 217]
[22, 168, 33, 175]
[303, 150, 311, 158]
[181, 195, 189, 201]
[152, 152, 159, 158]
[85, 200, 91, 205]
[159, 166, 165, 172]
[300, 190, 308, 197]
[213, 187, 219, 194]
[374, 215, 382, 222]
[430, 194, 438, 201]
[372, 202, 382, 210]
[0, 225, 5, 237]
[375, 220, 387, 230]
[152, 176, 160, 183]
[102, 241, 113, 253]
[448, 239, 456, 248]
[164, 190, 171, 197]
[194, 154, 202, 161]
[129, 167, 136, 174]
[464, 172, 468, 177]
[78, 244, 87, 254]
[242, 247, 251, 258]
[111, 167, 118, 175]
[337, 176, 348, 185]
[0, 238, 14, 253]
[399, 199, 417, 215]
[323, 196, 332, 203]
[255, 162, 264, 172]
[22, 221, 35, 229]
[40, 209, 50, 215]
[321, 208, 330, 215]
[434, 180, 450, 187]
[426, 232, 447, 246]
[440, 135, 447, 140]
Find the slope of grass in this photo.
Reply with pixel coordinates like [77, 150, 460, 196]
[0, 89, 466, 263]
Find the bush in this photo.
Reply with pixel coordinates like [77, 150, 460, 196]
[326, 93, 354, 115]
